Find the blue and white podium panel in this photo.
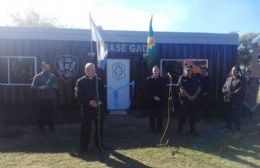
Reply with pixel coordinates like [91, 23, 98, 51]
[107, 59, 130, 114]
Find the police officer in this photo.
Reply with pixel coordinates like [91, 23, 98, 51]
[75, 63, 104, 153]
[178, 65, 201, 135]
[145, 66, 165, 132]
[31, 62, 58, 133]
[199, 67, 210, 122]
[222, 65, 244, 137]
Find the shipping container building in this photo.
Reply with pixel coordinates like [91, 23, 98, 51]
[0, 26, 238, 124]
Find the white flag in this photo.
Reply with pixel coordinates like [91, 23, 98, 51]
[89, 14, 107, 69]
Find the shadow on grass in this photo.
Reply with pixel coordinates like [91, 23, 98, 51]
[168, 112, 260, 168]
[69, 149, 152, 168]
[0, 113, 260, 167]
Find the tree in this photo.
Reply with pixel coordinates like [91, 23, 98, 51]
[10, 10, 58, 28]
[238, 33, 260, 74]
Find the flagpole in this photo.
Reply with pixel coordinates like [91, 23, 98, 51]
[89, 13, 103, 151]
[89, 13, 94, 60]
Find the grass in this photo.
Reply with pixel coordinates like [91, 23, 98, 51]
[0, 111, 260, 168]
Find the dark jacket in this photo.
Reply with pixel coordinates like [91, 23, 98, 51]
[178, 75, 201, 98]
[31, 72, 57, 100]
[200, 75, 210, 95]
[145, 75, 165, 108]
[75, 75, 105, 116]
[222, 75, 245, 105]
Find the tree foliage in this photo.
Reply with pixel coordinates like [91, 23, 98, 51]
[10, 10, 58, 28]
[238, 33, 260, 73]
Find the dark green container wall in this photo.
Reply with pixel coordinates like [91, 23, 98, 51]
[0, 39, 94, 125]
[156, 43, 237, 106]
[0, 39, 237, 124]
[106, 42, 238, 111]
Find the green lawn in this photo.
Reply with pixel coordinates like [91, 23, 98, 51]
[0, 112, 260, 168]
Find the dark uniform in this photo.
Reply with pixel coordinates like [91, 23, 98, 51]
[199, 73, 210, 121]
[75, 75, 104, 151]
[145, 75, 165, 132]
[178, 74, 200, 133]
[31, 72, 57, 132]
[222, 75, 244, 131]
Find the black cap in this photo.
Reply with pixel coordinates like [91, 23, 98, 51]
[41, 61, 49, 66]
[184, 65, 193, 71]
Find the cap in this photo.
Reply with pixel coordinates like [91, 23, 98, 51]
[41, 61, 49, 66]
[184, 65, 193, 71]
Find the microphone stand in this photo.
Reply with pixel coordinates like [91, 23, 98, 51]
[95, 74, 102, 148]
[157, 74, 174, 149]
[95, 74, 110, 158]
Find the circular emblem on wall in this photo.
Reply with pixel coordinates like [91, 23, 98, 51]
[55, 55, 79, 82]
[112, 62, 125, 81]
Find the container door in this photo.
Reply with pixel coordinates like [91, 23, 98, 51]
[107, 59, 130, 114]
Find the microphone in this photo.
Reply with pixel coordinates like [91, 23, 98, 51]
[167, 72, 172, 79]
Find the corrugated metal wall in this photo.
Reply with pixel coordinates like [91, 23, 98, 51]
[0, 39, 94, 124]
[156, 43, 237, 105]
[0, 39, 237, 124]
[106, 42, 237, 110]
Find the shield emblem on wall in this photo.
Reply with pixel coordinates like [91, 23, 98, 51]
[112, 62, 125, 81]
[55, 55, 78, 82]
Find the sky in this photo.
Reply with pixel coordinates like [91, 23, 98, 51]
[0, 0, 259, 35]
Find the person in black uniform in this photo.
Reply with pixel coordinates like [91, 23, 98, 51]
[145, 66, 165, 132]
[178, 65, 201, 135]
[31, 62, 58, 133]
[222, 65, 244, 137]
[199, 67, 210, 122]
[75, 63, 104, 153]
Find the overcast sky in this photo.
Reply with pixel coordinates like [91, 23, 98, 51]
[0, 0, 259, 34]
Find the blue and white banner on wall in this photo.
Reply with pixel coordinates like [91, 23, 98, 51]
[106, 59, 132, 114]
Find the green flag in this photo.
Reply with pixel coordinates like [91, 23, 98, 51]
[147, 16, 156, 66]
